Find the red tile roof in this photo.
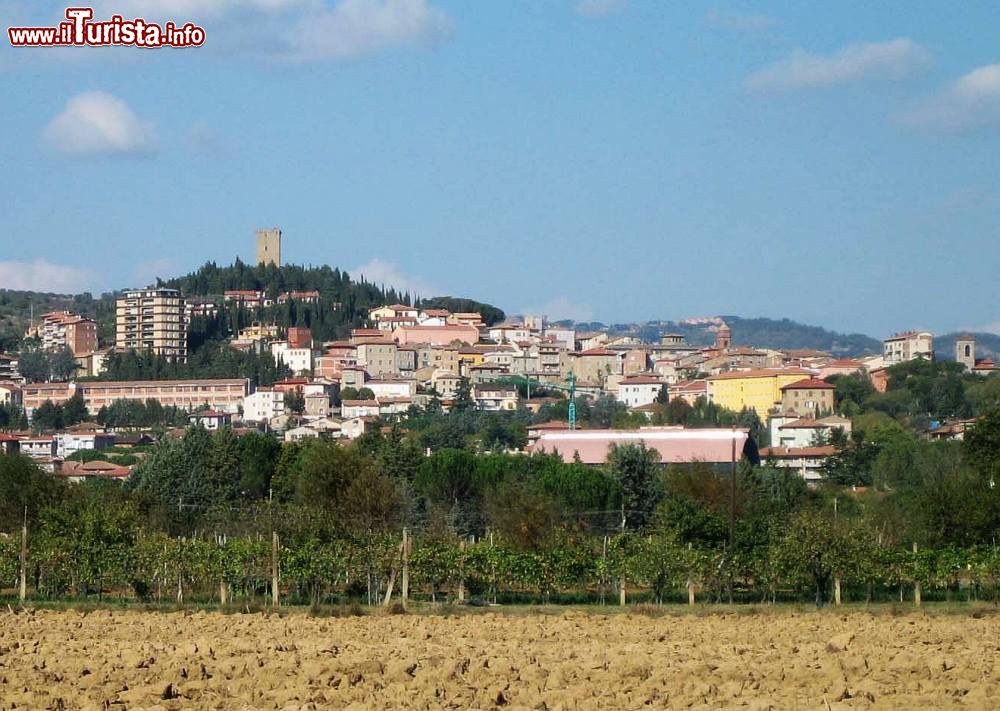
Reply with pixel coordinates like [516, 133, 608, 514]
[781, 377, 835, 390]
[708, 368, 812, 381]
[620, 375, 664, 385]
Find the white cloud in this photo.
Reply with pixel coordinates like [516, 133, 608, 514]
[520, 297, 595, 324]
[351, 258, 440, 298]
[706, 9, 773, 33]
[575, 0, 627, 18]
[0, 259, 102, 294]
[278, 0, 452, 63]
[43, 91, 156, 156]
[898, 64, 1000, 133]
[745, 38, 931, 93]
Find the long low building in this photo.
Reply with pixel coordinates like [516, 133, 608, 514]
[22, 379, 250, 416]
[530, 427, 753, 465]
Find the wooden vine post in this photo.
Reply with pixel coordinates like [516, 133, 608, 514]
[271, 531, 280, 608]
[913, 542, 921, 607]
[401, 528, 410, 609]
[18, 507, 27, 604]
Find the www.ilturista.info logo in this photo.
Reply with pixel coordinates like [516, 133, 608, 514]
[8, 7, 205, 48]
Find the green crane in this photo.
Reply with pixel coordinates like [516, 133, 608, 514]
[497, 372, 578, 429]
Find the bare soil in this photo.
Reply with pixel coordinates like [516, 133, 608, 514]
[1, 608, 998, 708]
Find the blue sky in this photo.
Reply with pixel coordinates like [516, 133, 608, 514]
[2, 1, 999, 337]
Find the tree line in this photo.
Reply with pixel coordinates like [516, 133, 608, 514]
[2, 404, 998, 606]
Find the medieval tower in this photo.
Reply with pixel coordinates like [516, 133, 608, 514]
[256, 228, 282, 266]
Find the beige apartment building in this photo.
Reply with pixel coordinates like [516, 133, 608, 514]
[883, 331, 934, 364]
[115, 288, 188, 361]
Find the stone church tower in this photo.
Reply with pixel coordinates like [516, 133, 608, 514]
[715, 321, 732, 350]
[955, 334, 976, 371]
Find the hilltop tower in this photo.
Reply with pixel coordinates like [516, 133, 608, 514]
[955, 334, 976, 371]
[715, 321, 732, 350]
[256, 228, 282, 266]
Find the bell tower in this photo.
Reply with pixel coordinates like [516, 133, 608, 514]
[715, 321, 732, 350]
[955, 334, 976, 371]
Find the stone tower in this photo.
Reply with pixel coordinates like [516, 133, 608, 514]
[955, 334, 976, 371]
[256, 228, 282, 266]
[715, 321, 732, 350]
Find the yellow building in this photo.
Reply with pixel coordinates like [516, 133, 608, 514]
[706, 368, 813, 417]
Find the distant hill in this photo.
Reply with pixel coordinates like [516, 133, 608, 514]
[0, 261, 506, 352]
[589, 316, 881, 357]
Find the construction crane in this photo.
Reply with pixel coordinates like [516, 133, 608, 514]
[496, 372, 578, 429]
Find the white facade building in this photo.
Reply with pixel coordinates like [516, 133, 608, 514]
[366, 378, 417, 399]
[883, 331, 934, 364]
[55, 432, 116, 459]
[243, 389, 285, 423]
[617, 375, 666, 408]
[271, 341, 314, 374]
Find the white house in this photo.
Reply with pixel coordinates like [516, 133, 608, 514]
[271, 341, 314, 374]
[616, 375, 666, 408]
[342, 416, 377, 440]
[284, 425, 321, 443]
[243, 388, 285, 423]
[488, 324, 532, 343]
[21, 436, 57, 460]
[473, 384, 518, 411]
[189, 410, 233, 430]
[55, 432, 116, 459]
[378, 397, 413, 418]
[341, 400, 381, 419]
[366, 378, 417, 399]
[769, 415, 852, 449]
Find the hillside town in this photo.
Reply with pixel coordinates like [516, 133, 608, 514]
[0, 229, 996, 485]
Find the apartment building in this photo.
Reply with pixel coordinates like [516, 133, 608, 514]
[883, 331, 934, 364]
[115, 288, 187, 361]
[560, 348, 623, 385]
[38, 311, 98, 355]
[357, 339, 399, 377]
